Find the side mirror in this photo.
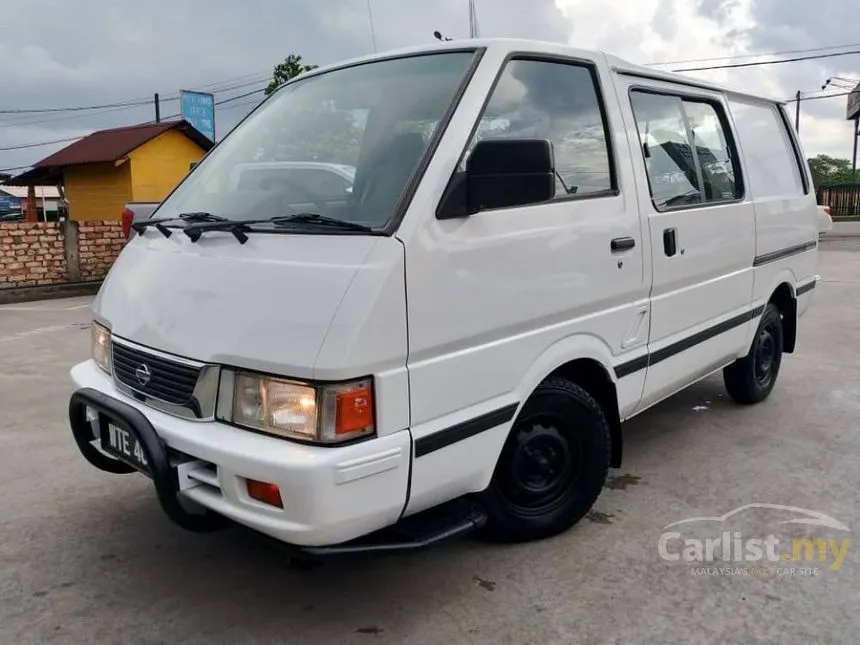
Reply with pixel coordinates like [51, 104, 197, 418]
[437, 138, 556, 219]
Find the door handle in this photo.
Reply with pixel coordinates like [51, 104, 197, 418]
[610, 236, 636, 252]
[663, 228, 677, 257]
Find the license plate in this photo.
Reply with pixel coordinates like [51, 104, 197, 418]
[101, 422, 151, 476]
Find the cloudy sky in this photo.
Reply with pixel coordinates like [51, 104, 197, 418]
[1, 0, 858, 174]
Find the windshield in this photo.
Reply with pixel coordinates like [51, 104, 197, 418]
[153, 51, 478, 231]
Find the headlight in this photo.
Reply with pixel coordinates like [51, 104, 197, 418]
[220, 370, 375, 444]
[91, 322, 111, 373]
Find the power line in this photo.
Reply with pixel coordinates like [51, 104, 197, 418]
[672, 49, 860, 72]
[0, 99, 154, 115]
[0, 71, 270, 119]
[152, 84, 268, 123]
[1, 81, 269, 152]
[0, 136, 83, 151]
[649, 41, 860, 67]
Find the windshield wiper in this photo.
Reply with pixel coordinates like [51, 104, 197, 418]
[266, 213, 373, 232]
[180, 213, 372, 244]
[183, 220, 251, 244]
[131, 212, 228, 238]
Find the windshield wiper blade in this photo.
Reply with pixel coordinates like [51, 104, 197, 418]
[178, 211, 229, 223]
[267, 213, 373, 232]
[183, 220, 251, 244]
[131, 212, 228, 238]
[131, 218, 174, 238]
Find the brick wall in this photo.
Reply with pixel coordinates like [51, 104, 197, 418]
[0, 220, 125, 289]
[0, 223, 67, 288]
[78, 221, 125, 281]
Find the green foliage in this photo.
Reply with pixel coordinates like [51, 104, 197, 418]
[808, 154, 857, 187]
[264, 54, 319, 97]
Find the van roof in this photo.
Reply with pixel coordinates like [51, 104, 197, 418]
[289, 38, 785, 106]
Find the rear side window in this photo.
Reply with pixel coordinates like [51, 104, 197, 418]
[726, 99, 805, 199]
[630, 90, 741, 210]
[462, 58, 616, 199]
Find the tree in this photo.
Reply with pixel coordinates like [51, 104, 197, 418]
[264, 54, 318, 97]
[807, 154, 856, 187]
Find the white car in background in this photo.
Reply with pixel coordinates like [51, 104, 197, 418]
[227, 161, 356, 194]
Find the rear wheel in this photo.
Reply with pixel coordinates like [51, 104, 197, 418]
[480, 378, 610, 542]
[723, 302, 784, 404]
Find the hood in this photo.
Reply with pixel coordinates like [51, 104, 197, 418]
[94, 229, 384, 379]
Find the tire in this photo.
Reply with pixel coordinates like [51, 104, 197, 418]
[479, 377, 611, 543]
[723, 302, 784, 405]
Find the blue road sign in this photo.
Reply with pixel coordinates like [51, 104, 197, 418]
[0, 195, 21, 212]
[180, 90, 216, 141]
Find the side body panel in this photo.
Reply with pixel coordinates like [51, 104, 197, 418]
[726, 98, 819, 340]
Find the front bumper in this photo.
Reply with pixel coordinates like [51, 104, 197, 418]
[69, 360, 411, 547]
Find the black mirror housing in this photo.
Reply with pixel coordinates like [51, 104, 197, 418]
[437, 138, 556, 220]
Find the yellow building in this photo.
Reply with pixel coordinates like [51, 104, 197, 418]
[14, 120, 213, 221]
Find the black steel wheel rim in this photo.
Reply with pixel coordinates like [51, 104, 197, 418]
[754, 324, 777, 386]
[497, 412, 583, 518]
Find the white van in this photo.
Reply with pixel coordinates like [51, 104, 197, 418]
[69, 38, 819, 553]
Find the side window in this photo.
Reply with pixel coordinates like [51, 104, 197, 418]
[463, 58, 614, 198]
[727, 99, 805, 199]
[630, 90, 741, 210]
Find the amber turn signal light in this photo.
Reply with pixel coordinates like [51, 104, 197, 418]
[246, 479, 283, 508]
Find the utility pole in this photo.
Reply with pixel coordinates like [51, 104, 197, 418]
[795, 90, 801, 133]
[154, 93, 161, 123]
[366, 0, 378, 52]
[469, 0, 480, 38]
[852, 117, 859, 180]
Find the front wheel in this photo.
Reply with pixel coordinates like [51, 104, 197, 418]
[480, 378, 611, 543]
[723, 303, 784, 405]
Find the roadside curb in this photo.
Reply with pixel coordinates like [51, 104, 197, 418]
[0, 280, 102, 305]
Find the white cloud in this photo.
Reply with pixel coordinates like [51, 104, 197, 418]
[554, 0, 857, 159]
[0, 0, 856, 171]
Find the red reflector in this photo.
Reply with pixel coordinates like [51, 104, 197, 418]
[246, 479, 283, 508]
[121, 208, 133, 239]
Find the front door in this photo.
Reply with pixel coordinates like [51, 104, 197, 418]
[401, 50, 650, 516]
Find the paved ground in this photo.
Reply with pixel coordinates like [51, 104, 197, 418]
[2, 240, 859, 645]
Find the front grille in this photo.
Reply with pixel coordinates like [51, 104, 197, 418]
[111, 342, 201, 405]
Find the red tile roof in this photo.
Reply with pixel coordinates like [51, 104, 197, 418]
[34, 120, 213, 168]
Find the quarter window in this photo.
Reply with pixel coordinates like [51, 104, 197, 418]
[463, 58, 615, 199]
[630, 90, 741, 210]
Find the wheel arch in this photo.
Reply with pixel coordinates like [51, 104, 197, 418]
[514, 334, 623, 469]
[747, 269, 798, 356]
[768, 282, 797, 354]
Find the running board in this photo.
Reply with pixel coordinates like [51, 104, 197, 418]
[301, 499, 487, 556]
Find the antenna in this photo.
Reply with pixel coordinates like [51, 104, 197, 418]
[366, 0, 378, 52]
[468, 0, 480, 38]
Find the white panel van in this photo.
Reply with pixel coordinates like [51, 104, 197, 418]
[69, 39, 819, 553]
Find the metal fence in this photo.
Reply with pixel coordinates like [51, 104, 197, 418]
[816, 183, 860, 218]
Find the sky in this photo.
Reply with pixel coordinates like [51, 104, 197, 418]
[0, 0, 858, 175]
